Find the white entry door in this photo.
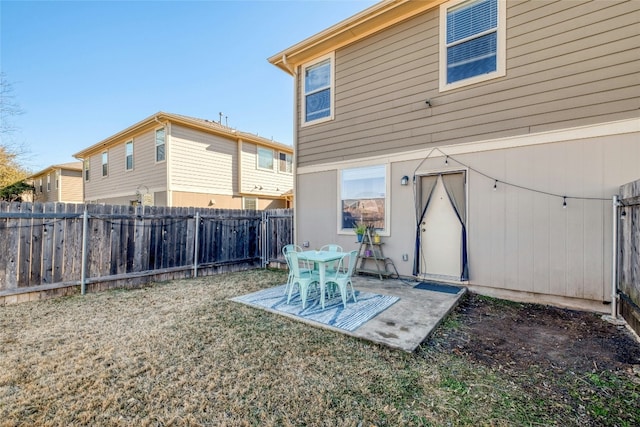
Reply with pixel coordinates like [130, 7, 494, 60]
[420, 175, 462, 278]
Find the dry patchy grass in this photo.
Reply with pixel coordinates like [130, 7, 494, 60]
[1, 269, 639, 426]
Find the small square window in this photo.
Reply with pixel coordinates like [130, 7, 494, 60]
[243, 197, 257, 210]
[257, 146, 274, 170]
[279, 152, 292, 173]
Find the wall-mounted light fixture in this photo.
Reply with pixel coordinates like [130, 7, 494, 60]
[401, 176, 409, 186]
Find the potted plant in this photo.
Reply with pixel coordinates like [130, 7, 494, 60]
[354, 222, 367, 242]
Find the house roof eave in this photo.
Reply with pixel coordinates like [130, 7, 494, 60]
[27, 161, 83, 180]
[268, 0, 442, 74]
[73, 111, 293, 160]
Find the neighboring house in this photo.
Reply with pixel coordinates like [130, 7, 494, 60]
[28, 162, 83, 203]
[270, 0, 640, 311]
[73, 112, 294, 209]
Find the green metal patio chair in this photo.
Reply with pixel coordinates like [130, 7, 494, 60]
[286, 251, 320, 309]
[283, 244, 310, 296]
[324, 250, 358, 308]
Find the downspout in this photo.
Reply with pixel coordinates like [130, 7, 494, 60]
[237, 138, 243, 201]
[154, 116, 170, 206]
[282, 54, 300, 243]
[611, 195, 620, 319]
[57, 169, 62, 202]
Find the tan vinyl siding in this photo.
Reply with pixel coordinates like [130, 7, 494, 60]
[296, 0, 640, 168]
[295, 130, 640, 308]
[33, 171, 54, 203]
[172, 191, 241, 209]
[170, 124, 237, 195]
[240, 142, 293, 197]
[59, 169, 83, 202]
[83, 130, 166, 202]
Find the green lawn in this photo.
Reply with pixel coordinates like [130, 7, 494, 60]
[1, 269, 638, 426]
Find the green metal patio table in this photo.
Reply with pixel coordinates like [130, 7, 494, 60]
[297, 250, 347, 309]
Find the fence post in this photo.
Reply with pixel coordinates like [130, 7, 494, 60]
[261, 210, 268, 268]
[193, 211, 200, 278]
[80, 206, 89, 295]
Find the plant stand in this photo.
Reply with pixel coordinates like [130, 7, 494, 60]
[355, 228, 391, 280]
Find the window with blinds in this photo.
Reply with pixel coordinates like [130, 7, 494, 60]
[302, 52, 334, 125]
[440, 0, 505, 91]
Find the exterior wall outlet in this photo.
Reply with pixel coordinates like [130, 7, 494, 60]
[402, 253, 409, 261]
[303, 241, 310, 248]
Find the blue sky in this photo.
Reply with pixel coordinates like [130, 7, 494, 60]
[1, 0, 377, 172]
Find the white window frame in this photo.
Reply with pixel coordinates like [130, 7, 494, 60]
[439, 0, 506, 92]
[55, 171, 59, 190]
[337, 163, 390, 236]
[301, 52, 335, 127]
[125, 140, 134, 171]
[46, 175, 50, 192]
[278, 152, 292, 174]
[257, 146, 274, 171]
[102, 151, 108, 177]
[155, 128, 166, 163]
[84, 160, 90, 182]
[243, 197, 258, 210]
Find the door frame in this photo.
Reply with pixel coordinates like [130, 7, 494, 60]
[415, 168, 468, 282]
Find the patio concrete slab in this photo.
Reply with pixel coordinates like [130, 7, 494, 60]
[314, 276, 466, 352]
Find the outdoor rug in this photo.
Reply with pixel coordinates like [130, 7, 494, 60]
[231, 284, 399, 332]
[414, 281, 464, 294]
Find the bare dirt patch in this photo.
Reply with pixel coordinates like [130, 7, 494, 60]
[429, 294, 640, 374]
[423, 293, 640, 425]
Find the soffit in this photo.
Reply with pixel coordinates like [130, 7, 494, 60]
[268, 0, 442, 74]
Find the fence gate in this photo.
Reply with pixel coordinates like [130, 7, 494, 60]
[618, 179, 640, 337]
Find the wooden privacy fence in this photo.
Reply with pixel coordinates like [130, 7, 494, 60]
[618, 179, 640, 336]
[0, 202, 292, 304]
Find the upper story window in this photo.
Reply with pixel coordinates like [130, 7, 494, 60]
[279, 152, 292, 174]
[125, 141, 134, 171]
[102, 151, 108, 177]
[339, 164, 389, 235]
[84, 160, 90, 181]
[155, 128, 165, 162]
[440, 0, 505, 91]
[302, 52, 334, 126]
[39, 179, 43, 193]
[55, 171, 59, 189]
[257, 146, 274, 170]
[46, 175, 51, 191]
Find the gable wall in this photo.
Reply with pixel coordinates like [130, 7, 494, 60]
[296, 0, 640, 167]
[83, 128, 167, 202]
[169, 124, 237, 195]
[60, 169, 83, 202]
